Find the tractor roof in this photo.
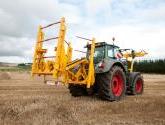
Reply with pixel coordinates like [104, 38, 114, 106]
[86, 42, 119, 48]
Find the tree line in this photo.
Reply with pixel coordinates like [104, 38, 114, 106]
[134, 59, 165, 74]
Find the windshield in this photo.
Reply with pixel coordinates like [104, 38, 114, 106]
[94, 46, 105, 63]
[87, 46, 105, 64]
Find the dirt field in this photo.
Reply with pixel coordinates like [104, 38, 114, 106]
[0, 72, 165, 125]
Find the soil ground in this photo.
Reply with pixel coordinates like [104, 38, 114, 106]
[0, 72, 165, 125]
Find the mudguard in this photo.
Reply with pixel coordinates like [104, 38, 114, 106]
[95, 58, 127, 74]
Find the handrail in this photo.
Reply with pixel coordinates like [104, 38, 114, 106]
[76, 36, 92, 41]
[74, 50, 87, 53]
[41, 21, 61, 29]
[38, 37, 58, 43]
[35, 56, 56, 60]
[64, 40, 69, 46]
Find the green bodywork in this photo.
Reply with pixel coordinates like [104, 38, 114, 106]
[86, 42, 128, 74]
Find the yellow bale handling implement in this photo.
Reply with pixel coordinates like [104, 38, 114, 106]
[32, 17, 147, 101]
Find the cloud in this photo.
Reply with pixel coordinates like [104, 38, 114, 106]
[139, 4, 165, 23]
[0, 0, 82, 62]
[85, 0, 111, 14]
[0, 36, 34, 56]
[97, 24, 165, 58]
[0, 0, 165, 63]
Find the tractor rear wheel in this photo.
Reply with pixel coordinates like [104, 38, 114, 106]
[68, 84, 87, 97]
[130, 74, 144, 95]
[98, 66, 126, 101]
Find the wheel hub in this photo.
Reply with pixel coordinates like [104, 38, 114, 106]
[135, 79, 143, 93]
[112, 73, 124, 96]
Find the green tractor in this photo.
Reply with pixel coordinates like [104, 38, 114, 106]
[32, 18, 147, 101]
[69, 41, 147, 101]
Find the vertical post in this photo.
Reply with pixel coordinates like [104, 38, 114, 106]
[130, 59, 134, 72]
[31, 26, 44, 75]
[112, 37, 115, 57]
[64, 42, 73, 83]
[87, 38, 95, 88]
[67, 42, 73, 63]
[53, 17, 66, 79]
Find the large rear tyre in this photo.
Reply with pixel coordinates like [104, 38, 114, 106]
[130, 73, 144, 95]
[97, 66, 126, 101]
[68, 84, 87, 97]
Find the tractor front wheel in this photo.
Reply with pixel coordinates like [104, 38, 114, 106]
[130, 74, 144, 95]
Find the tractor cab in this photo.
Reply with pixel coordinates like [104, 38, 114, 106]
[86, 42, 122, 64]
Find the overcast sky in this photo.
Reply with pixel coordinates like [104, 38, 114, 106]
[0, 0, 165, 63]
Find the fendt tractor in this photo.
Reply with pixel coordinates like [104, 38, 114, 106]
[32, 17, 147, 101]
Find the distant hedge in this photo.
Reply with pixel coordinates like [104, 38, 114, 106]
[134, 59, 165, 74]
[17, 63, 31, 71]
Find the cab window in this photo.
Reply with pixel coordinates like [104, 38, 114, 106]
[107, 46, 120, 58]
[107, 46, 114, 58]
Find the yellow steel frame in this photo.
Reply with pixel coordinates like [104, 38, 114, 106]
[32, 17, 72, 77]
[31, 17, 147, 87]
[122, 51, 148, 72]
[32, 17, 95, 88]
[65, 38, 95, 88]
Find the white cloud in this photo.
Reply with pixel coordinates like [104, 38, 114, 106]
[0, 0, 165, 63]
[86, 0, 111, 13]
[0, 0, 83, 63]
[140, 4, 165, 22]
[122, 0, 143, 4]
[84, 0, 112, 23]
[92, 24, 165, 59]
